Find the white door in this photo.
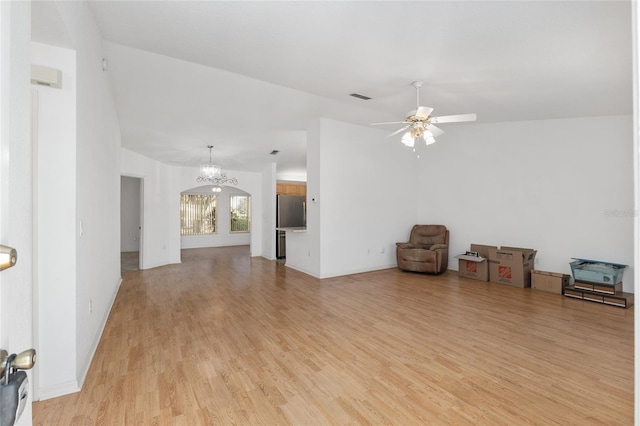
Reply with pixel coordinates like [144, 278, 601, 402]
[1, 1, 35, 424]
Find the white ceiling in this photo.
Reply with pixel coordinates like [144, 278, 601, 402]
[31, 1, 633, 178]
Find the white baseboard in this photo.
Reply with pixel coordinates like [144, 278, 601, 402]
[285, 263, 397, 279]
[319, 264, 397, 279]
[76, 277, 122, 391]
[284, 263, 319, 277]
[37, 380, 81, 401]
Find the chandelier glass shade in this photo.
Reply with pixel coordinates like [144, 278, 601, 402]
[401, 124, 436, 148]
[196, 145, 238, 187]
[200, 163, 221, 179]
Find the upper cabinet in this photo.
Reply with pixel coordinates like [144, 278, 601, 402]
[277, 182, 306, 197]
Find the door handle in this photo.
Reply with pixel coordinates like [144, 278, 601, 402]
[0, 349, 36, 426]
[0, 246, 17, 271]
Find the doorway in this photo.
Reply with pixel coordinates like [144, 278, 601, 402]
[120, 176, 143, 272]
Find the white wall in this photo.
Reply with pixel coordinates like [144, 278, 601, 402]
[287, 120, 321, 276]
[120, 176, 141, 252]
[416, 115, 635, 293]
[8, 0, 124, 407]
[319, 119, 419, 277]
[287, 118, 418, 278]
[121, 149, 181, 269]
[31, 42, 78, 399]
[262, 163, 277, 260]
[72, 1, 122, 394]
[0, 2, 35, 423]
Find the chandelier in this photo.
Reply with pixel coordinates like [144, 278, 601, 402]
[400, 122, 436, 148]
[196, 145, 238, 194]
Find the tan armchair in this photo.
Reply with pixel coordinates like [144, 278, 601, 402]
[396, 225, 449, 274]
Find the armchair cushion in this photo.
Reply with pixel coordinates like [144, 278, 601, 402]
[395, 242, 415, 249]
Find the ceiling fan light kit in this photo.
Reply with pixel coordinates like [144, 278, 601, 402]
[196, 145, 239, 192]
[373, 81, 477, 149]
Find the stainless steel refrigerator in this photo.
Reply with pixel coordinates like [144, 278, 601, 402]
[276, 195, 306, 258]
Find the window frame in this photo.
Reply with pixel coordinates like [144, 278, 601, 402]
[229, 194, 251, 233]
[180, 193, 218, 236]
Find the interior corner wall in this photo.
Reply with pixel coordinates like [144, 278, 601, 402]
[121, 148, 181, 269]
[261, 162, 277, 260]
[416, 115, 635, 293]
[286, 120, 321, 276]
[314, 118, 418, 278]
[74, 1, 122, 390]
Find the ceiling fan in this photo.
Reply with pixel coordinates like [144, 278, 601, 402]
[372, 81, 477, 148]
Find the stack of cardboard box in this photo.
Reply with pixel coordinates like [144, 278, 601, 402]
[456, 249, 633, 308]
[564, 259, 633, 308]
[456, 245, 537, 288]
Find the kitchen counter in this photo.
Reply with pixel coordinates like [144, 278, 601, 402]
[275, 227, 307, 232]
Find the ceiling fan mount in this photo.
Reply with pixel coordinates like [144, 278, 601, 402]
[372, 81, 477, 148]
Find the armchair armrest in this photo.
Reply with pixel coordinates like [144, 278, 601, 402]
[396, 242, 415, 249]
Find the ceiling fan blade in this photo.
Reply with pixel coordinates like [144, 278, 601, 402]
[414, 106, 434, 119]
[371, 121, 407, 126]
[388, 125, 410, 137]
[430, 113, 477, 124]
[426, 124, 445, 137]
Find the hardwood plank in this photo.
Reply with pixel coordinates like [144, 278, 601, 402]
[33, 246, 634, 424]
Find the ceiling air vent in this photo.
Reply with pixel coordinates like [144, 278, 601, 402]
[349, 93, 371, 100]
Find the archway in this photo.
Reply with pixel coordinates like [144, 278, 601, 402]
[179, 185, 252, 250]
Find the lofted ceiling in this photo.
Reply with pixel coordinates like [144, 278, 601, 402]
[31, 1, 632, 179]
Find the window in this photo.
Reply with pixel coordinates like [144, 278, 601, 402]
[180, 194, 217, 236]
[230, 195, 251, 233]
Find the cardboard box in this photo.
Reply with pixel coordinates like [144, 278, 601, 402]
[488, 246, 537, 288]
[455, 244, 494, 281]
[531, 270, 570, 294]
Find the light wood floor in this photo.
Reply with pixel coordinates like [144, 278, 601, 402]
[121, 251, 140, 273]
[33, 246, 634, 425]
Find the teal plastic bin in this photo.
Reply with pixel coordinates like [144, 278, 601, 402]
[569, 258, 627, 285]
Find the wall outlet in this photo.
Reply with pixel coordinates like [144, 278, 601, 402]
[89, 299, 92, 314]
[380, 247, 385, 254]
